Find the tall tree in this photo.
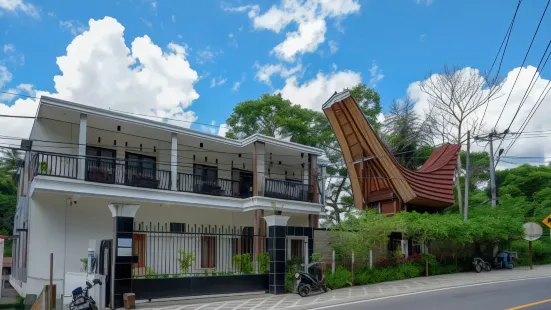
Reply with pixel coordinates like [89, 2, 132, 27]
[0, 149, 23, 177]
[419, 65, 503, 213]
[382, 96, 432, 169]
[224, 84, 383, 226]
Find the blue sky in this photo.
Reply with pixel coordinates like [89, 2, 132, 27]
[1, 0, 551, 149]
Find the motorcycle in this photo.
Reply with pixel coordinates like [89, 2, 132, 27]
[69, 278, 102, 310]
[472, 257, 491, 273]
[295, 262, 328, 297]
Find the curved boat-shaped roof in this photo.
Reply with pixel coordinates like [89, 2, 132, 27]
[322, 90, 460, 208]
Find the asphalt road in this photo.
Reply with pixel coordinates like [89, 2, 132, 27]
[310, 277, 551, 310]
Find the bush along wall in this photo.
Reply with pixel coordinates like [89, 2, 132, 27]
[323, 253, 470, 290]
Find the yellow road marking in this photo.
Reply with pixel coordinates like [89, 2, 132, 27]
[506, 298, 551, 310]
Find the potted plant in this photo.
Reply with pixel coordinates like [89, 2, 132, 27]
[40, 161, 48, 174]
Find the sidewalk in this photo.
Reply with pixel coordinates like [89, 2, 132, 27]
[136, 265, 551, 310]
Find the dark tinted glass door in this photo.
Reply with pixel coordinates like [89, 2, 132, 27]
[85, 147, 116, 183]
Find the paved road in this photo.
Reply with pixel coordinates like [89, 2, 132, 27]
[310, 277, 551, 310]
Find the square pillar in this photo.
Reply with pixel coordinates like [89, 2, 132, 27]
[253, 210, 265, 255]
[308, 154, 318, 203]
[78, 114, 87, 180]
[264, 215, 289, 294]
[171, 133, 178, 191]
[253, 142, 266, 196]
[108, 204, 140, 309]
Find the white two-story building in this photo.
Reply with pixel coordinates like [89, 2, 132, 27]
[10, 96, 326, 305]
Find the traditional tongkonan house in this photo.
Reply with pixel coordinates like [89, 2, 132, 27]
[322, 90, 461, 256]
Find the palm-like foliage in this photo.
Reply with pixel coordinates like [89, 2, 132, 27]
[0, 149, 23, 178]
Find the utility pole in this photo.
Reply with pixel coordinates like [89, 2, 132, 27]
[474, 130, 508, 209]
[488, 133, 497, 209]
[464, 130, 470, 221]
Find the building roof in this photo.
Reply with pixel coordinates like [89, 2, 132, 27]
[322, 90, 460, 208]
[32, 96, 325, 157]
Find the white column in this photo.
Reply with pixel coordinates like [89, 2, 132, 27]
[254, 142, 265, 196]
[171, 133, 178, 191]
[78, 114, 87, 180]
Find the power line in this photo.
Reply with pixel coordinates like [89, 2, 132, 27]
[479, 0, 523, 129]
[493, 0, 550, 130]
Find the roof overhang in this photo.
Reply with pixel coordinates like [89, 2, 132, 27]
[36, 96, 324, 157]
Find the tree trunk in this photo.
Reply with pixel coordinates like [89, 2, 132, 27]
[456, 157, 463, 214]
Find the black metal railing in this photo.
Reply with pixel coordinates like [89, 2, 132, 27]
[32, 152, 78, 179]
[131, 222, 268, 278]
[84, 157, 171, 190]
[265, 178, 313, 202]
[31, 151, 316, 203]
[177, 173, 243, 198]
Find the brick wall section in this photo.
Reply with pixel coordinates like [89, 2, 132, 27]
[313, 230, 333, 262]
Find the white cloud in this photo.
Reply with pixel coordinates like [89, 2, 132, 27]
[51, 17, 199, 125]
[210, 76, 227, 88]
[232, 81, 242, 92]
[368, 62, 384, 87]
[3, 44, 15, 53]
[277, 70, 362, 111]
[228, 33, 238, 48]
[200, 120, 217, 135]
[0, 83, 35, 101]
[226, 0, 360, 62]
[272, 19, 326, 62]
[196, 46, 223, 64]
[415, 0, 434, 5]
[218, 123, 229, 137]
[408, 65, 551, 165]
[254, 62, 303, 86]
[59, 20, 87, 36]
[232, 73, 246, 92]
[0, 65, 12, 88]
[1, 17, 201, 143]
[0, 0, 39, 18]
[141, 18, 153, 28]
[328, 40, 338, 54]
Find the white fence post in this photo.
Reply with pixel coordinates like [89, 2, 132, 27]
[369, 249, 373, 269]
[332, 250, 335, 274]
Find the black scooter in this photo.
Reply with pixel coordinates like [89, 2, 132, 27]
[69, 279, 102, 310]
[295, 263, 328, 297]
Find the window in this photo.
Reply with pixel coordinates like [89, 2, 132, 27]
[194, 164, 218, 182]
[170, 222, 186, 233]
[201, 236, 216, 268]
[126, 152, 156, 182]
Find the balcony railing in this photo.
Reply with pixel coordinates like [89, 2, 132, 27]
[177, 173, 248, 198]
[31, 151, 315, 203]
[264, 178, 313, 202]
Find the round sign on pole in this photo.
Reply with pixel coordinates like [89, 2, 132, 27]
[523, 222, 543, 241]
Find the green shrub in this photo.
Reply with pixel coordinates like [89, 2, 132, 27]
[233, 253, 254, 274]
[325, 266, 352, 289]
[177, 250, 196, 275]
[258, 252, 270, 274]
[311, 252, 322, 263]
[285, 272, 296, 293]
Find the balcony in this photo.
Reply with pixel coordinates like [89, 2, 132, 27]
[31, 152, 309, 202]
[265, 178, 313, 203]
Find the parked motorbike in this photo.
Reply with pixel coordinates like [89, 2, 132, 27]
[472, 257, 491, 273]
[295, 262, 328, 297]
[69, 278, 102, 310]
[492, 251, 515, 270]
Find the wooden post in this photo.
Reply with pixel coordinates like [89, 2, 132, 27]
[49, 253, 53, 310]
[529, 241, 533, 270]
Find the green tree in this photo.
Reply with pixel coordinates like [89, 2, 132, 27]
[0, 149, 23, 178]
[382, 96, 432, 169]
[224, 84, 384, 226]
